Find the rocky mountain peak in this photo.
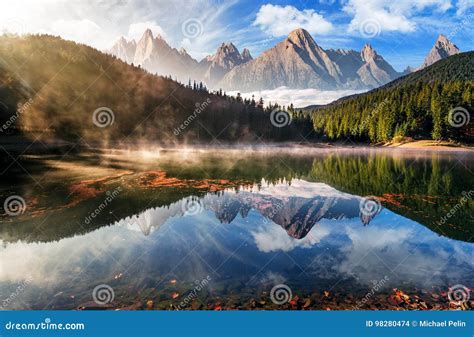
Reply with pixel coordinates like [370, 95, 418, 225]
[143, 28, 153, 39]
[109, 36, 136, 63]
[436, 34, 449, 44]
[421, 34, 460, 69]
[402, 66, 416, 75]
[433, 34, 459, 52]
[198, 41, 253, 88]
[220, 42, 238, 52]
[287, 28, 315, 48]
[361, 43, 376, 61]
[241, 48, 252, 62]
[212, 42, 243, 68]
[357, 43, 399, 87]
[288, 28, 312, 40]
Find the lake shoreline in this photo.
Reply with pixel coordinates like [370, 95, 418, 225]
[1, 137, 473, 154]
[382, 140, 474, 152]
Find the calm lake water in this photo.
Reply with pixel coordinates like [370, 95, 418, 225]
[1, 147, 473, 310]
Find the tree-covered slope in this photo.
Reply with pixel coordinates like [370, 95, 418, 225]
[311, 52, 473, 143]
[0, 34, 313, 146]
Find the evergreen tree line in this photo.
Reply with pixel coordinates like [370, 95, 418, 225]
[309, 52, 474, 143]
[311, 80, 473, 142]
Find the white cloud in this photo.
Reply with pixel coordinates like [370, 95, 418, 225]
[253, 4, 333, 37]
[251, 222, 330, 253]
[456, 0, 474, 14]
[228, 87, 366, 108]
[50, 19, 102, 45]
[344, 0, 453, 34]
[0, 0, 238, 59]
[127, 21, 168, 41]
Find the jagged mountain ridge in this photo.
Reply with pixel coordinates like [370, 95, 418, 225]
[109, 29, 462, 92]
[109, 31, 252, 85]
[130, 28, 199, 82]
[109, 28, 401, 91]
[109, 37, 136, 63]
[219, 28, 400, 91]
[197, 42, 253, 88]
[125, 181, 379, 239]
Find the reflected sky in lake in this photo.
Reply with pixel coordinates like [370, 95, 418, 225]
[1, 179, 472, 309]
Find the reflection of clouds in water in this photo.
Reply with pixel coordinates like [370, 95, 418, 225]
[452, 244, 474, 270]
[334, 211, 473, 286]
[251, 222, 330, 253]
[0, 226, 147, 285]
[336, 219, 412, 284]
[259, 271, 286, 286]
[1, 185, 472, 308]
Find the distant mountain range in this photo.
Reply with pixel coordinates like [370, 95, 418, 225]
[110, 29, 199, 83]
[0, 33, 470, 149]
[220, 29, 399, 91]
[109, 29, 253, 87]
[109, 29, 461, 92]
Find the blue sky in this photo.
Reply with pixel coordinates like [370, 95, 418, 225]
[0, 0, 472, 71]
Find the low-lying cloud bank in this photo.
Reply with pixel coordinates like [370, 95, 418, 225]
[228, 87, 366, 109]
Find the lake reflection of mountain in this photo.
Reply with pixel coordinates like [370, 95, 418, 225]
[2, 150, 473, 244]
[1, 178, 472, 310]
[126, 180, 379, 239]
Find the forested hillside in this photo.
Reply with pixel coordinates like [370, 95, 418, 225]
[0, 34, 313, 146]
[310, 52, 473, 143]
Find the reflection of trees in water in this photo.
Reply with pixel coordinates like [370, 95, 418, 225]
[1, 151, 472, 243]
[308, 154, 474, 241]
